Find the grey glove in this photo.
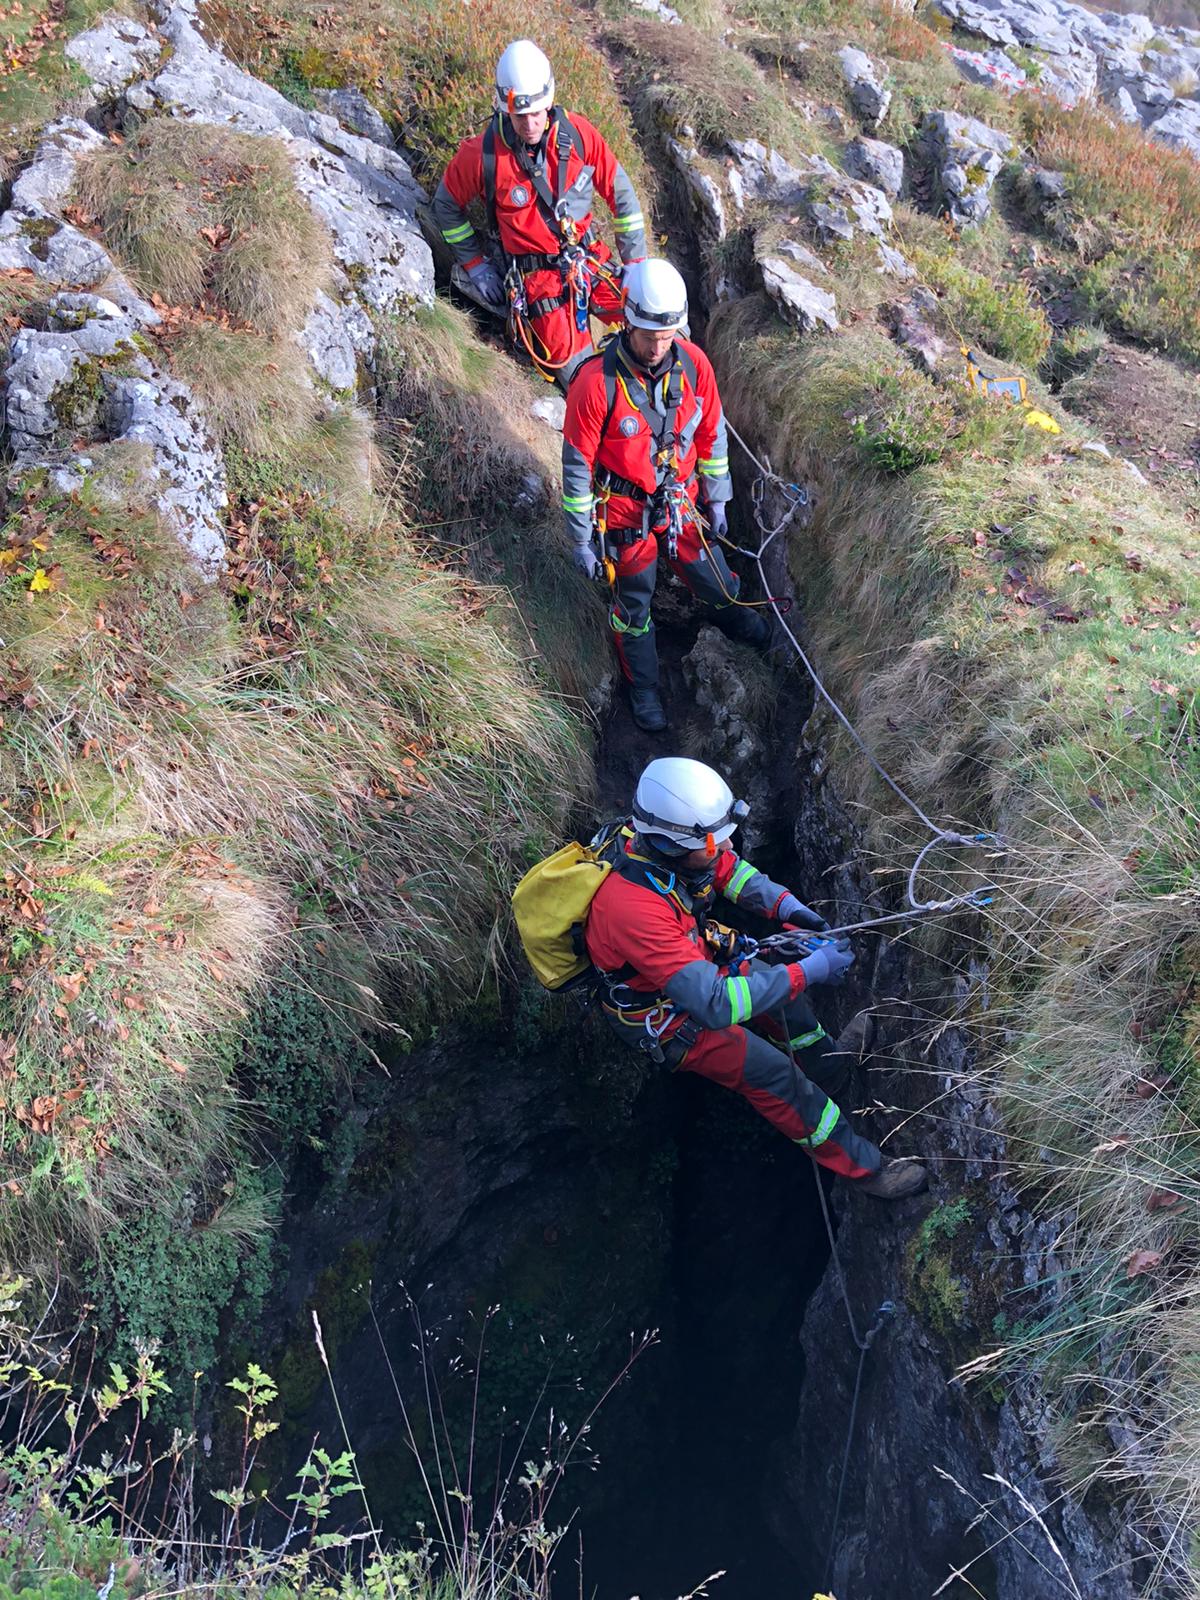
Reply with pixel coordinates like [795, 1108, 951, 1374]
[467, 259, 506, 306]
[798, 937, 854, 988]
[572, 541, 600, 579]
[706, 502, 729, 541]
[780, 893, 830, 932]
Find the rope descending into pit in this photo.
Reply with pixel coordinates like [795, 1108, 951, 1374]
[720, 417, 1001, 919]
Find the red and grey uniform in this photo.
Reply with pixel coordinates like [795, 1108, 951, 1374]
[585, 829, 881, 1179]
[432, 109, 646, 381]
[562, 335, 761, 691]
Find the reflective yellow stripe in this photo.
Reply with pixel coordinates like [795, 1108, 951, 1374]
[728, 975, 752, 1025]
[610, 612, 652, 636]
[697, 457, 729, 475]
[442, 222, 474, 243]
[788, 1026, 826, 1050]
[562, 493, 594, 511]
[727, 861, 756, 900]
[796, 1098, 840, 1149]
[613, 211, 644, 232]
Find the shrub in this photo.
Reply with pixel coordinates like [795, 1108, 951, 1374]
[1020, 98, 1200, 363]
[849, 361, 957, 473]
[74, 118, 330, 333]
[909, 245, 1052, 368]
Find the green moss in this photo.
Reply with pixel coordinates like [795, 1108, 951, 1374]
[906, 1197, 972, 1339]
[274, 1238, 376, 1422]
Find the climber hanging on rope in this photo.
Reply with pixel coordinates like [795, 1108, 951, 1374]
[562, 258, 771, 732]
[583, 757, 928, 1199]
[431, 39, 647, 388]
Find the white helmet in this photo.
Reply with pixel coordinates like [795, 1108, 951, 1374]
[623, 258, 688, 332]
[495, 40, 555, 116]
[633, 757, 749, 853]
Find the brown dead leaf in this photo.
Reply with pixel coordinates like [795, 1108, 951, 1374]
[1125, 1249, 1164, 1278]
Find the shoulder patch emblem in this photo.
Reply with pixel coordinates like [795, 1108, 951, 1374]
[619, 416, 639, 437]
[510, 184, 530, 205]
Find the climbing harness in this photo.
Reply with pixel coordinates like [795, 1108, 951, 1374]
[715, 415, 1003, 921]
[482, 110, 625, 383]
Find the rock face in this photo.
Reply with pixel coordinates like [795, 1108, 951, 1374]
[930, 0, 1200, 140]
[764, 722, 1180, 1600]
[121, 7, 433, 313]
[759, 253, 840, 333]
[311, 86, 394, 147]
[923, 108, 1013, 227]
[843, 134, 905, 198]
[838, 45, 892, 127]
[887, 286, 950, 374]
[0, 2, 435, 576]
[1150, 98, 1200, 157]
[5, 293, 228, 570]
[947, 43, 1028, 92]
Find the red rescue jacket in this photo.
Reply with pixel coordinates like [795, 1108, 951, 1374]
[561, 336, 731, 536]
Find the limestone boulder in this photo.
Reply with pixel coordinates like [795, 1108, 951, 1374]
[759, 254, 839, 333]
[923, 109, 1013, 227]
[838, 46, 892, 127]
[843, 135, 905, 198]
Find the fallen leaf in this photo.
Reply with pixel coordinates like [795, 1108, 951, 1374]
[1146, 1190, 1182, 1212]
[1125, 1249, 1164, 1279]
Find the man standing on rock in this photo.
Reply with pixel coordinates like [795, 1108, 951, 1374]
[586, 756, 928, 1199]
[562, 258, 769, 732]
[431, 39, 647, 387]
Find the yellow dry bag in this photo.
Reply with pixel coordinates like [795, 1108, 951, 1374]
[511, 841, 614, 991]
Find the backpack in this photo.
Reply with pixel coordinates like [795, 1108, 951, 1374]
[511, 828, 619, 991]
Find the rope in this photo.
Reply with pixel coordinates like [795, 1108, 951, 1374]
[776, 1008, 896, 1589]
[723, 416, 1001, 915]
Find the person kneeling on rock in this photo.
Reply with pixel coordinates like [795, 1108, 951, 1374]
[586, 756, 927, 1200]
[562, 259, 770, 733]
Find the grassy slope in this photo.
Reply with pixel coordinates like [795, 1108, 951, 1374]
[0, 15, 597, 1403]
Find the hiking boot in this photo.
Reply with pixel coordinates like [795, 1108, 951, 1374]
[831, 1009, 876, 1064]
[850, 1157, 928, 1200]
[811, 1011, 876, 1100]
[630, 686, 668, 732]
[718, 606, 771, 650]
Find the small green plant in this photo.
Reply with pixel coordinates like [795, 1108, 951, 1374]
[910, 245, 1052, 367]
[850, 362, 956, 473]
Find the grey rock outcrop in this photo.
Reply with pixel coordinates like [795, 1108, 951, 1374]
[923, 108, 1013, 226]
[1036, 48, 1099, 107]
[0, 120, 158, 320]
[668, 136, 727, 240]
[299, 290, 366, 393]
[1099, 47, 1174, 124]
[887, 286, 950, 374]
[838, 45, 892, 127]
[120, 8, 433, 310]
[725, 138, 808, 209]
[877, 240, 917, 279]
[843, 134, 904, 198]
[65, 14, 162, 93]
[4, 0, 441, 579]
[759, 254, 839, 332]
[6, 294, 226, 571]
[1150, 97, 1200, 157]
[311, 86, 394, 148]
[947, 44, 1027, 91]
